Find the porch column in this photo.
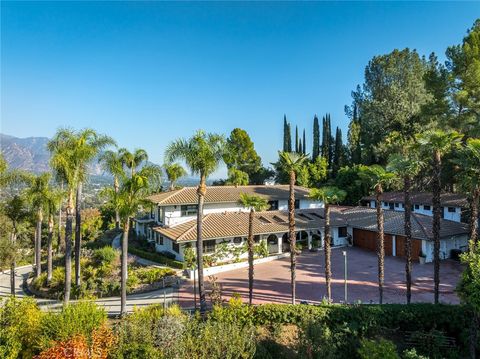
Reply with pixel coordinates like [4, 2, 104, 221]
[392, 235, 396, 257]
[278, 234, 283, 254]
[307, 232, 312, 250]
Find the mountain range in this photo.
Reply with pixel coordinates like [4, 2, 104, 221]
[1, 133, 106, 175]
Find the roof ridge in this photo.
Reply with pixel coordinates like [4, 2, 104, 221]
[411, 212, 431, 239]
[178, 212, 212, 240]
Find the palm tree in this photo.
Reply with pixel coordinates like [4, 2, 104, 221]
[239, 193, 269, 304]
[387, 149, 422, 304]
[453, 138, 480, 251]
[417, 130, 461, 303]
[165, 130, 225, 314]
[119, 148, 148, 177]
[48, 129, 80, 304]
[309, 186, 347, 303]
[99, 150, 125, 230]
[45, 188, 62, 284]
[164, 163, 187, 190]
[25, 173, 52, 278]
[71, 129, 114, 287]
[116, 163, 161, 316]
[360, 165, 396, 304]
[277, 151, 309, 304]
[3, 195, 29, 295]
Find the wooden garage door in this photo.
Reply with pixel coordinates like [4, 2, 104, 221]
[353, 229, 393, 256]
[395, 236, 422, 261]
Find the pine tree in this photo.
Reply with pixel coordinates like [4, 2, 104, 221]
[303, 129, 306, 155]
[313, 115, 320, 160]
[295, 126, 299, 153]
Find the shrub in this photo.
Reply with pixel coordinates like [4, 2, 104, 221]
[358, 338, 399, 359]
[128, 247, 183, 269]
[0, 297, 43, 359]
[39, 301, 107, 350]
[135, 267, 176, 285]
[93, 247, 117, 267]
[402, 348, 428, 359]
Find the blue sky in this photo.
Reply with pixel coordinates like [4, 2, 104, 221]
[1, 2, 478, 178]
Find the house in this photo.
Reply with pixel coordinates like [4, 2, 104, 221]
[133, 185, 469, 266]
[361, 192, 469, 223]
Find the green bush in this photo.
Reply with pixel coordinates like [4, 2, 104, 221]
[128, 246, 184, 269]
[0, 297, 43, 359]
[358, 338, 399, 359]
[38, 301, 107, 350]
[135, 267, 176, 284]
[93, 246, 118, 267]
[402, 348, 428, 359]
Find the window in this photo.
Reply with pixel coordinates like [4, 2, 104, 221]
[389, 203, 394, 210]
[172, 242, 179, 253]
[156, 233, 164, 245]
[423, 205, 431, 211]
[254, 235, 260, 243]
[233, 237, 243, 244]
[204, 240, 216, 254]
[414, 204, 420, 210]
[448, 207, 456, 213]
[395, 203, 400, 208]
[294, 199, 300, 209]
[338, 227, 348, 238]
[268, 200, 278, 211]
[181, 205, 198, 217]
[157, 207, 164, 223]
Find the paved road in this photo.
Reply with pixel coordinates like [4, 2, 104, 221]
[0, 235, 180, 316]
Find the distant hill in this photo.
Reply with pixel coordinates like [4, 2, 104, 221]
[0, 133, 106, 175]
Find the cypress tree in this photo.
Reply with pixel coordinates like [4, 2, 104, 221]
[286, 123, 292, 152]
[298, 139, 303, 154]
[327, 114, 334, 169]
[295, 126, 299, 153]
[302, 129, 306, 155]
[333, 127, 344, 177]
[313, 115, 320, 160]
[283, 115, 289, 152]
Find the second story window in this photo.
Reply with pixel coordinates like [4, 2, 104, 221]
[157, 207, 164, 223]
[424, 205, 431, 211]
[448, 207, 456, 213]
[294, 199, 300, 209]
[181, 205, 198, 217]
[268, 200, 278, 211]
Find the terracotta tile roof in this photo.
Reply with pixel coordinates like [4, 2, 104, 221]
[361, 191, 468, 208]
[147, 185, 311, 205]
[153, 206, 469, 243]
[153, 208, 347, 242]
[343, 207, 469, 240]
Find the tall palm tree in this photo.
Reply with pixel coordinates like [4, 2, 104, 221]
[25, 173, 52, 278]
[277, 151, 309, 304]
[116, 163, 161, 316]
[165, 130, 225, 314]
[48, 128, 80, 304]
[99, 150, 125, 230]
[119, 148, 148, 177]
[239, 193, 269, 304]
[387, 149, 422, 304]
[71, 129, 114, 287]
[360, 165, 396, 304]
[417, 130, 461, 303]
[309, 186, 347, 303]
[453, 138, 480, 251]
[164, 163, 187, 191]
[3, 195, 29, 295]
[45, 188, 62, 284]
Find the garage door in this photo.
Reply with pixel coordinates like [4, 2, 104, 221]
[353, 229, 393, 256]
[395, 235, 422, 261]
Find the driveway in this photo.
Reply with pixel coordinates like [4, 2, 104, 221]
[178, 247, 465, 307]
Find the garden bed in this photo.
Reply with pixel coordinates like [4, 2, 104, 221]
[28, 246, 178, 299]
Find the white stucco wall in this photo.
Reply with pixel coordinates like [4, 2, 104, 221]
[422, 235, 468, 263]
[370, 200, 462, 223]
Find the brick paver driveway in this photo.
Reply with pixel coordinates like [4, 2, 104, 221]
[178, 247, 465, 307]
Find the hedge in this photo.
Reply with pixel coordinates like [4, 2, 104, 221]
[209, 303, 474, 353]
[128, 247, 184, 269]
